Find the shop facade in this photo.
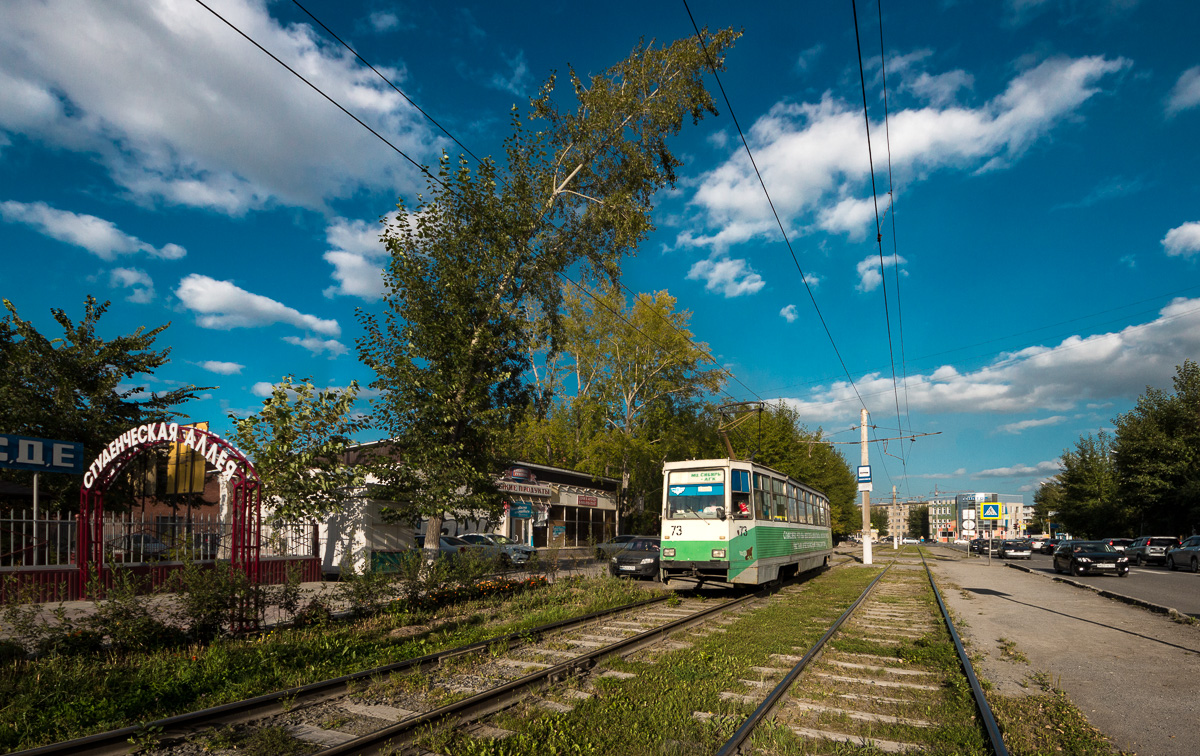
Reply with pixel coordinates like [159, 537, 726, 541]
[496, 462, 619, 550]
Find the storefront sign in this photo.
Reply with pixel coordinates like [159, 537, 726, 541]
[577, 494, 598, 507]
[0, 434, 84, 474]
[497, 479, 553, 497]
[509, 501, 534, 519]
[82, 422, 247, 489]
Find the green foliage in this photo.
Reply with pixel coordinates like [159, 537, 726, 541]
[907, 504, 930, 539]
[1054, 432, 1121, 538]
[230, 375, 370, 522]
[1113, 359, 1200, 535]
[871, 507, 889, 537]
[0, 296, 209, 511]
[359, 31, 738, 556]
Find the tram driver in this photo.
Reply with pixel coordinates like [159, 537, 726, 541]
[733, 494, 751, 519]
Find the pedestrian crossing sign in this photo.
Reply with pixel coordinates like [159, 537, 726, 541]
[981, 503, 1001, 520]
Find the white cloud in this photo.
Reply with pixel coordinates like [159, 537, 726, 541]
[251, 381, 276, 398]
[795, 44, 823, 73]
[196, 360, 244, 375]
[490, 50, 530, 96]
[902, 69, 974, 106]
[778, 296, 1200, 424]
[1166, 66, 1200, 115]
[975, 459, 1062, 478]
[283, 334, 349, 357]
[1162, 221, 1200, 258]
[816, 195, 886, 240]
[322, 217, 389, 299]
[780, 304, 798, 323]
[108, 267, 155, 303]
[855, 253, 907, 292]
[687, 256, 766, 297]
[1, 201, 185, 260]
[175, 273, 340, 335]
[684, 55, 1128, 249]
[997, 416, 1067, 434]
[367, 11, 401, 33]
[911, 468, 967, 480]
[0, 0, 442, 214]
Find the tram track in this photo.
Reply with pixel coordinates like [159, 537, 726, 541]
[12, 588, 762, 756]
[715, 550, 1008, 755]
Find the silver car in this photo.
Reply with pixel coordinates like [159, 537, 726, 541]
[1165, 535, 1200, 573]
[999, 540, 1032, 559]
[459, 533, 536, 565]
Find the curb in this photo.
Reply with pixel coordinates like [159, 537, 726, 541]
[1004, 562, 1193, 622]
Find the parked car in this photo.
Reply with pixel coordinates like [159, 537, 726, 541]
[900, 537, 920, 545]
[414, 535, 485, 562]
[1125, 536, 1181, 566]
[999, 540, 1032, 559]
[953, 538, 969, 545]
[595, 534, 638, 560]
[1165, 535, 1200, 573]
[1098, 537, 1134, 552]
[106, 534, 169, 562]
[608, 537, 661, 580]
[459, 533, 536, 565]
[1052, 540, 1130, 577]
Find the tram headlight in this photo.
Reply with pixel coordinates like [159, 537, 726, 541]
[662, 548, 676, 557]
[711, 548, 727, 559]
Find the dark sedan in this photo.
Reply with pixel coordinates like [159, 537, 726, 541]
[1052, 540, 1130, 577]
[609, 537, 661, 580]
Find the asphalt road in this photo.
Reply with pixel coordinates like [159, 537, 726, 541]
[936, 544, 1200, 618]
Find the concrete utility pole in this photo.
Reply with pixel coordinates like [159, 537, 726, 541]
[860, 408, 873, 565]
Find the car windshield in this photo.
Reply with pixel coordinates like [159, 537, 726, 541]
[1074, 542, 1114, 552]
[490, 535, 516, 545]
[622, 539, 660, 553]
[443, 536, 470, 546]
[666, 472, 725, 519]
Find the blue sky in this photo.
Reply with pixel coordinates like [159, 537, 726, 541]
[2, 0, 1199, 504]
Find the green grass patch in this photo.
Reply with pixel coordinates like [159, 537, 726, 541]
[988, 672, 1124, 755]
[0, 575, 655, 752]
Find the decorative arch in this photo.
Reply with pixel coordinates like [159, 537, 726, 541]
[79, 422, 262, 588]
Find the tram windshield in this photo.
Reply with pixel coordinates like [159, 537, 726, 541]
[666, 471, 726, 519]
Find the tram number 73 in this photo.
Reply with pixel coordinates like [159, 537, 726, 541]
[669, 525, 683, 536]
[736, 525, 748, 537]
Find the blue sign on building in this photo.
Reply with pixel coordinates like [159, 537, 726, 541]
[508, 501, 534, 519]
[0, 434, 84, 475]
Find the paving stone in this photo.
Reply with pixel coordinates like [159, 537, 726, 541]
[534, 698, 574, 713]
[827, 660, 934, 677]
[600, 669, 637, 679]
[496, 658, 551, 670]
[786, 725, 919, 753]
[467, 723, 516, 739]
[790, 700, 933, 727]
[341, 702, 415, 721]
[813, 672, 941, 691]
[719, 691, 759, 704]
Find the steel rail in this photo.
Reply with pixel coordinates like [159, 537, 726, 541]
[714, 561, 894, 756]
[9, 593, 672, 756]
[313, 588, 773, 756]
[921, 551, 1010, 756]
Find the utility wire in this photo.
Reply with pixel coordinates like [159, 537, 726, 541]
[850, 0, 905, 491]
[681, 0, 869, 416]
[195, 0, 761, 407]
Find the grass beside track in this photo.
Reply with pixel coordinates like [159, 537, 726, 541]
[0, 576, 657, 752]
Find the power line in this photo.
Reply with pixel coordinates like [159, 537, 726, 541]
[196, 0, 761, 408]
[680, 0, 869, 417]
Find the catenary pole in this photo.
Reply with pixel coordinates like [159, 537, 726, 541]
[861, 408, 872, 565]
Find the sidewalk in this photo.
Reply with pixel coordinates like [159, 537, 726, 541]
[926, 547, 1200, 756]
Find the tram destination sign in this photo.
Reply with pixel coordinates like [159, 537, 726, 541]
[0, 433, 84, 475]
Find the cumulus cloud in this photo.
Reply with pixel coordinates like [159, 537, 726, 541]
[687, 256, 766, 297]
[1162, 221, 1200, 258]
[778, 296, 1200, 424]
[175, 273, 340, 335]
[997, 416, 1067, 434]
[975, 459, 1062, 478]
[1165, 66, 1200, 116]
[490, 50, 531, 96]
[1, 201, 185, 260]
[684, 55, 1128, 248]
[0, 0, 442, 214]
[109, 267, 154, 303]
[856, 253, 907, 292]
[283, 334, 349, 357]
[911, 468, 967, 480]
[251, 381, 276, 398]
[367, 11, 401, 33]
[780, 304, 798, 323]
[198, 360, 244, 375]
[322, 217, 389, 299]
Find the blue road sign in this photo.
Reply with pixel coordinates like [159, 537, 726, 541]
[0, 434, 84, 475]
[980, 503, 1001, 520]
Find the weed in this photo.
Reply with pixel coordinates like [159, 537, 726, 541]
[126, 722, 164, 753]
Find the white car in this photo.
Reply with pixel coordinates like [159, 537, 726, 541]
[901, 537, 920, 545]
[953, 538, 969, 545]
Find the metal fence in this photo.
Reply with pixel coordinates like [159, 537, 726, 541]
[0, 509, 317, 569]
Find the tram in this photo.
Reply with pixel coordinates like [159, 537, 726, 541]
[659, 458, 832, 586]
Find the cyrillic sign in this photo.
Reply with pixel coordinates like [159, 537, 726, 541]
[0, 434, 84, 474]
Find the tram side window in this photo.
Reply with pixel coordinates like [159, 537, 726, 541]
[754, 473, 770, 519]
[731, 469, 752, 519]
[800, 491, 810, 524]
[772, 479, 787, 521]
[787, 485, 798, 523]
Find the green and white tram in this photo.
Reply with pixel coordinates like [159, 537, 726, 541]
[659, 458, 832, 585]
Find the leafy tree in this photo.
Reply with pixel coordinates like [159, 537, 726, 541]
[230, 376, 370, 522]
[1113, 360, 1200, 536]
[907, 504, 930, 540]
[1032, 477, 1063, 535]
[0, 296, 207, 511]
[870, 507, 889, 537]
[1054, 432, 1122, 538]
[359, 31, 739, 560]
